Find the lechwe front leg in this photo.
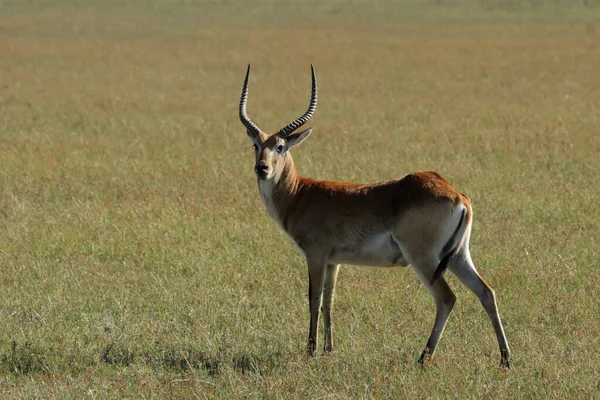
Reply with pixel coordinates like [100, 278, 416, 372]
[307, 258, 327, 356]
[322, 263, 340, 353]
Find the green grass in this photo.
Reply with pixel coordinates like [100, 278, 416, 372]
[1, 0, 599, 397]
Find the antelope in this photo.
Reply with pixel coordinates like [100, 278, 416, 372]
[238, 65, 511, 368]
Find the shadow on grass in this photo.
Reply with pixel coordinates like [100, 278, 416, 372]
[1, 339, 287, 377]
[0, 341, 50, 375]
[145, 346, 220, 377]
[102, 342, 136, 368]
[101, 342, 286, 377]
[232, 351, 285, 376]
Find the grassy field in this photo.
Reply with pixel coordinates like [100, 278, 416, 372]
[1, 0, 599, 397]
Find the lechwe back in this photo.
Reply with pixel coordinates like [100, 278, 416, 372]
[238, 65, 511, 368]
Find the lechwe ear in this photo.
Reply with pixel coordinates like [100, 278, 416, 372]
[285, 128, 312, 149]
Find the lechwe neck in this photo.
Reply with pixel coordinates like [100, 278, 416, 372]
[257, 153, 301, 230]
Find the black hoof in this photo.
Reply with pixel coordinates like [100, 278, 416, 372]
[418, 347, 432, 366]
[500, 349, 511, 369]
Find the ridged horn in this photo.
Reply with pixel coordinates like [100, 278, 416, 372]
[277, 65, 318, 138]
[239, 64, 261, 136]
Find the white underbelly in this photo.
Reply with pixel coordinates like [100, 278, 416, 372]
[328, 233, 408, 267]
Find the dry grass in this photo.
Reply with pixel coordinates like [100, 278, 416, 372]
[1, 0, 599, 398]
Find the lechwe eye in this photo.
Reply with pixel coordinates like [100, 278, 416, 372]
[276, 144, 285, 154]
[252, 143, 258, 151]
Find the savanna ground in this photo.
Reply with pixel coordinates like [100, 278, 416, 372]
[1, 0, 599, 398]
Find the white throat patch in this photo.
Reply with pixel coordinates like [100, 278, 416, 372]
[258, 179, 284, 231]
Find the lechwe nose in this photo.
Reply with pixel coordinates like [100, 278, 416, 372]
[254, 162, 268, 176]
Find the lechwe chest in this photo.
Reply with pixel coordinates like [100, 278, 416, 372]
[259, 178, 407, 267]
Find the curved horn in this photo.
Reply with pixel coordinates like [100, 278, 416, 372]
[239, 64, 261, 136]
[277, 65, 318, 138]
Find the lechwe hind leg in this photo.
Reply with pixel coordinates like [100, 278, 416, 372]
[322, 263, 340, 353]
[407, 251, 457, 364]
[449, 246, 511, 368]
[414, 268, 457, 365]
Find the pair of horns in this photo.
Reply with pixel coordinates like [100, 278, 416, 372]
[239, 65, 318, 138]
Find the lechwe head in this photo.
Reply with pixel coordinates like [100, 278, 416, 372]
[238, 65, 511, 368]
[239, 64, 315, 183]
